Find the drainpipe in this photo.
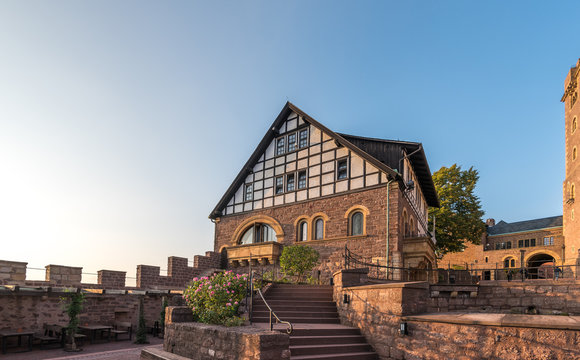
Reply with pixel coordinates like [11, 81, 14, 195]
[386, 177, 395, 279]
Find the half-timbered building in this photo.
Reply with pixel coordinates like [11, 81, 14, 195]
[209, 102, 440, 281]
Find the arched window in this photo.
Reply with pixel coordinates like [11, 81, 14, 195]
[504, 258, 510, 268]
[485, 257, 489, 263]
[510, 259, 515, 267]
[573, 117, 577, 133]
[574, 147, 578, 161]
[239, 223, 277, 245]
[350, 211, 364, 236]
[298, 221, 308, 242]
[403, 211, 409, 237]
[572, 184, 576, 200]
[313, 218, 324, 240]
[410, 218, 415, 237]
[504, 257, 515, 268]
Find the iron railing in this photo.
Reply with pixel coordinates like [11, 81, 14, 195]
[256, 288, 293, 334]
[246, 270, 293, 334]
[344, 245, 580, 285]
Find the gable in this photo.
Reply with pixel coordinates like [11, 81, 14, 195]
[219, 114, 390, 216]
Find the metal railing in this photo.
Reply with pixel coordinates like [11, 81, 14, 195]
[256, 288, 293, 334]
[344, 245, 580, 285]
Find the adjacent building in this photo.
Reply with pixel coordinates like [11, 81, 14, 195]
[209, 102, 439, 281]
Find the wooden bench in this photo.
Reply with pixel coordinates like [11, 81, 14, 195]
[110, 322, 132, 341]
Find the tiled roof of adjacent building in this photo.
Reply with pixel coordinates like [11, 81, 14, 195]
[487, 215, 563, 236]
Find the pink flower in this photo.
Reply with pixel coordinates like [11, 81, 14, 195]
[209, 285, 212, 289]
[193, 277, 198, 281]
[234, 301, 238, 305]
[210, 291, 215, 295]
[226, 302, 231, 307]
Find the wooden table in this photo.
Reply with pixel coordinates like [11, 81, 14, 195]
[78, 325, 112, 344]
[0, 330, 34, 354]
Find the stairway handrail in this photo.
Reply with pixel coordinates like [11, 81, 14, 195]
[256, 288, 293, 334]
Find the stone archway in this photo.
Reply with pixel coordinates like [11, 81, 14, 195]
[526, 252, 557, 279]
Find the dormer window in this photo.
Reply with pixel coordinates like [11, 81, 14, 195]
[287, 133, 296, 152]
[276, 138, 285, 156]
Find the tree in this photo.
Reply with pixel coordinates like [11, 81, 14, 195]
[279, 245, 320, 283]
[134, 297, 149, 344]
[428, 164, 485, 255]
[61, 291, 85, 352]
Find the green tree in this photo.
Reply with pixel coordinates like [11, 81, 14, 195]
[61, 291, 85, 351]
[279, 245, 320, 283]
[134, 297, 149, 344]
[428, 164, 485, 254]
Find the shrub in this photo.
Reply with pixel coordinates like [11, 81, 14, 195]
[135, 297, 149, 344]
[60, 291, 85, 350]
[279, 245, 320, 283]
[183, 271, 248, 326]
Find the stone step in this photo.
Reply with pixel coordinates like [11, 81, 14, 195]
[291, 335, 367, 346]
[272, 284, 333, 289]
[290, 343, 373, 356]
[252, 316, 341, 324]
[253, 299, 336, 307]
[252, 304, 337, 312]
[290, 328, 361, 337]
[252, 310, 338, 318]
[291, 351, 379, 360]
[263, 295, 333, 300]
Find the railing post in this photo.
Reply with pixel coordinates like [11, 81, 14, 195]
[269, 310, 273, 331]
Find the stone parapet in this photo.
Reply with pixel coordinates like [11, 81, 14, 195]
[0, 260, 27, 284]
[45, 264, 82, 286]
[164, 322, 290, 360]
[98, 270, 126, 289]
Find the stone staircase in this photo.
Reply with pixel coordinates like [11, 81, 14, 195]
[252, 284, 378, 360]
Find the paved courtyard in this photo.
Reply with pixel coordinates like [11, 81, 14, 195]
[1, 336, 163, 360]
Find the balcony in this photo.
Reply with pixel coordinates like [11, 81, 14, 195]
[226, 241, 283, 267]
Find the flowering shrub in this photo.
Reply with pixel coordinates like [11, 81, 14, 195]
[183, 271, 248, 326]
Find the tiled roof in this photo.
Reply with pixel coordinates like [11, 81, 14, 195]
[487, 215, 563, 236]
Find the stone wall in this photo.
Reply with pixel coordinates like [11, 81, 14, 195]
[0, 287, 183, 332]
[161, 307, 290, 360]
[137, 253, 221, 289]
[0, 260, 26, 283]
[215, 183, 435, 283]
[332, 270, 580, 359]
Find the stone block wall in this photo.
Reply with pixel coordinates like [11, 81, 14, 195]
[137, 253, 221, 289]
[0, 260, 27, 284]
[0, 288, 182, 332]
[98, 270, 127, 289]
[45, 264, 83, 286]
[163, 307, 290, 360]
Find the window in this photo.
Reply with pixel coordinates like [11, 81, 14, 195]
[504, 257, 515, 268]
[485, 257, 489, 263]
[574, 147, 578, 161]
[276, 138, 285, 156]
[524, 239, 529, 247]
[543, 236, 554, 246]
[504, 258, 510, 268]
[244, 184, 253, 201]
[495, 243, 500, 250]
[314, 218, 324, 240]
[287, 132, 297, 152]
[275, 176, 284, 194]
[510, 259, 515, 267]
[297, 170, 307, 189]
[298, 221, 308, 242]
[572, 184, 576, 200]
[574, 117, 578, 133]
[518, 240, 524, 248]
[299, 129, 309, 148]
[239, 223, 277, 245]
[530, 238, 536, 247]
[287, 173, 295, 192]
[506, 241, 512, 249]
[350, 211, 364, 236]
[337, 159, 348, 180]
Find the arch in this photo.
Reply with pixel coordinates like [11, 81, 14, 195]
[525, 251, 561, 279]
[402, 210, 409, 237]
[310, 212, 329, 241]
[524, 249, 561, 267]
[231, 215, 284, 245]
[502, 255, 516, 268]
[345, 205, 370, 237]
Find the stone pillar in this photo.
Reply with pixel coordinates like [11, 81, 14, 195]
[136, 265, 160, 288]
[97, 270, 126, 289]
[0, 260, 27, 284]
[45, 264, 82, 286]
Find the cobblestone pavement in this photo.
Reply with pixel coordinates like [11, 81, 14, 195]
[1, 336, 163, 360]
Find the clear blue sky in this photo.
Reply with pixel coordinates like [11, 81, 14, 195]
[1, 1, 577, 282]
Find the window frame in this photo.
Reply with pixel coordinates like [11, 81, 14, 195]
[349, 211, 364, 236]
[276, 137, 285, 156]
[297, 220, 308, 242]
[336, 158, 349, 181]
[275, 176, 284, 194]
[313, 217, 325, 240]
[286, 173, 295, 192]
[298, 129, 309, 148]
[244, 184, 253, 202]
[297, 170, 307, 190]
[287, 132, 297, 153]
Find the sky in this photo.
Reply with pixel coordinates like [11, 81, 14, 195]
[1, 1, 578, 283]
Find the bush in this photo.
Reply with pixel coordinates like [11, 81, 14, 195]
[279, 245, 320, 283]
[183, 271, 248, 326]
[135, 297, 149, 344]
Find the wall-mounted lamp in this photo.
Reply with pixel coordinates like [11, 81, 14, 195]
[399, 322, 408, 336]
[343, 294, 350, 304]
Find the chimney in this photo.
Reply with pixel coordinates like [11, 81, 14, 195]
[486, 218, 495, 227]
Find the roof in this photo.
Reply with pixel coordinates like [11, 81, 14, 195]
[487, 215, 563, 236]
[338, 133, 439, 207]
[209, 102, 440, 218]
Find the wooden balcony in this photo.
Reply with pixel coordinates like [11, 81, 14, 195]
[226, 241, 283, 267]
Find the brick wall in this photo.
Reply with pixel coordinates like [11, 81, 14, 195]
[45, 264, 83, 286]
[0, 260, 26, 284]
[137, 253, 221, 289]
[0, 289, 183, 332]
[98, 270, 126, 289]
[214, 184, 433, 282]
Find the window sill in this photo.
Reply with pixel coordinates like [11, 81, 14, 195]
[297, 235, 368, 245]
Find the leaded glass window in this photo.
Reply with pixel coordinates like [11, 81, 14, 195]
[275, 176, 284, 194]
[299, 129, 308, 148]
[337, 159, 348, 180]
[287, 173, 295, 192]
[350, 211, 363, 236]
[287, 133, 296, 152]
[297, 171, 307, 189]
[244, 184, 253, 201]
[276, 137, 285, 156]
